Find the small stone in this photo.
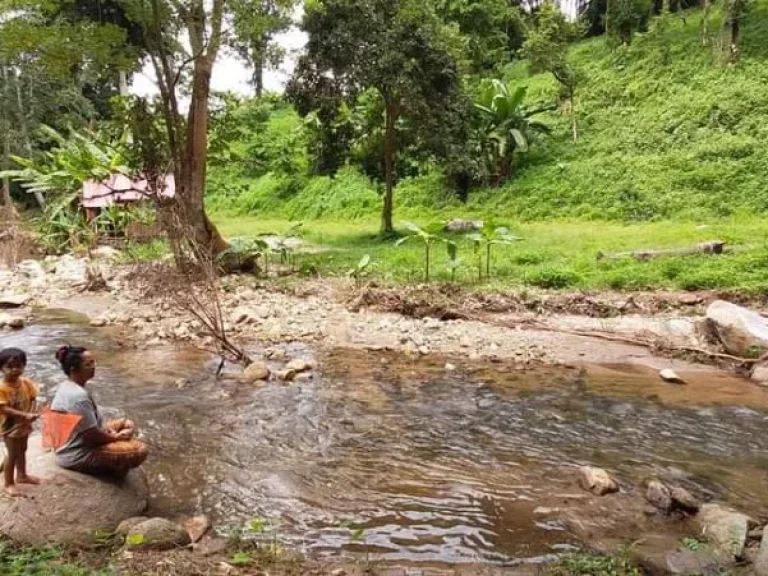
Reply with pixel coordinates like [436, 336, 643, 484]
[417, 346, 430, 356]
[331, 569, 347, 576]
[126, 517, 191, 550]
[194, 536, 228, 557]
[285, 358, 312, 373]
[277, 368, 297, 382]
[240, 362, 271, 383]
[660, 368, 686, 384]
[445, 363, 457, 372]
[116, 516, 151, 537]
[216, 562, 237, 575]
[182, 515, 211, 544]
[645, 479, 672, 512]
[8, 317, 24, 330]
[670, 486, 700, 514]
[577, 466, 619, 496]
[90, 318, 108, 328]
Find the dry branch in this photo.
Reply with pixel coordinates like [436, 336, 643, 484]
[596, 240, 726, 261]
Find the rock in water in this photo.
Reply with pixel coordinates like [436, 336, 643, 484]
[126, 517, 191, 550]
[7, 317, 24, 330]
[755, 526, 768, 576]
[0, 435, 148, 545]
[645, 479, 673, 512]
[706, 300, 768, 357]
[660, 368, 686, 384]
[670, 486, 700, 514]
[696, 503, 752, 558]
[577, 466, 619, 496]
[240, 362, 270, 383]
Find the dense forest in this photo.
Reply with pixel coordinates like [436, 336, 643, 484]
[1, 0, 761, 241]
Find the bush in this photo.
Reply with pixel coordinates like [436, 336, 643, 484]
[525, 267, 582, 289]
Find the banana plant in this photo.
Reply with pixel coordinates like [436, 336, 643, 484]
[395, 222, 449, 282]
[348, 254, 373, 288]
[446, 241, 461, 282]
[260, 222, 304, 271]
[468, 226, 522, 281]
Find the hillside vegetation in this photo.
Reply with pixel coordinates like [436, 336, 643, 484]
[208, 2, 768, 223]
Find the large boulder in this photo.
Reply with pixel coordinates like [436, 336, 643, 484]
[755, 526, 768, 576]
[0, 435, 148, 545]
[706, 300, 768, 357]
[696, 503, 753, 558]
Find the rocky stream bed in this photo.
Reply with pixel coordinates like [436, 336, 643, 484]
[3, 253, 768, 574]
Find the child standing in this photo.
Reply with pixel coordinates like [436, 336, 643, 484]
[0, 347, 40, 496]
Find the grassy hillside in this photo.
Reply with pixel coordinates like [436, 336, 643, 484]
[207, 1, 768, 223]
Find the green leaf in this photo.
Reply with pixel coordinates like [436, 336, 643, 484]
[230, 552, 252, 566]
[249, 518, 266, 533]
[126, 533, 145, 547]
[350, 528, 366, 542]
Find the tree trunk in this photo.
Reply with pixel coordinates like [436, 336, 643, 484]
[175, 54, 228, 258]
[701, 0, 710, 45]
[380, 97, 398, 236]
[571, 96, 579, 143]
[730, 13, 740, 61]
[253, 64, 264, 98]
[1, 64, 12, 207]
[13, 71, 44, 208]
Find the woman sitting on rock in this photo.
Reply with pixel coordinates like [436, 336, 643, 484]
[49, 346, 148, 477]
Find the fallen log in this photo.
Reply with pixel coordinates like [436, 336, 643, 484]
[596, 240, 726, 261]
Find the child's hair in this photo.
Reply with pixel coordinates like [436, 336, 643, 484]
[0, 347, 27, 369]
[56, 345, 89, 376]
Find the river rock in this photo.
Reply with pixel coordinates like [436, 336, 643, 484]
[91, 246, 123, 261]
[182, 515, 211, 543]
[126, 517, 191, 550]
[660, 368, 686, 384]
[754, 526, 768, 575]
[670, 486, 700, 514]
[577, 466, 619, 496]
[116, 516, 151, 536]
[16, 260, 46, 280]
[665, 549, 730, 575]
[751, 362, 768, 387]
[0, 293, 29, 308]
[645, 479, 673, 512]
[696, 503, 752, 558]
[706, 300, 768, 357]
[277, 368, 297, 381]
[54, 255, 89, 285]
[7, 317, 24, 330]
[0, 435, 148, 544]
[240, 362, 271, 383]
[286, 358, 312, 373]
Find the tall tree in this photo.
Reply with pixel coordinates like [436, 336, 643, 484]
[523, 2, 584, 143]
[287, 0, 467, 235]
[722, 0, 749, 62]
[122, 0, 233, 260]
[231, 0, 296, 97]
[605, 0, 651, 44]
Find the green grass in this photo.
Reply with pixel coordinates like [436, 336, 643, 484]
[212, 214, 768, 292]
[0, 540, 110, 576]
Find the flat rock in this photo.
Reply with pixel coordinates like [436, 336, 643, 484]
[7, 317, 24, 330]
[577, 466, 619, 496]
[91, 246, 123, 261]
[0, 294, 30, 308]
[126, 517, 191, 550]
[0, 435, 148, 544]
[194, 535, 229, 557]
[660, 368, 686, 384]
[696, 503, 752, 558]
[706, 300, 768, 357]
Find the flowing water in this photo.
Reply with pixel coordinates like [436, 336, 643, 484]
[4, 310, 768, 566]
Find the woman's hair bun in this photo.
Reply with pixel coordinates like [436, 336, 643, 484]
[55, 346, 69, 364]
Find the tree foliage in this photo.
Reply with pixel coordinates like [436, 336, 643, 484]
[287, 0, 469, 234]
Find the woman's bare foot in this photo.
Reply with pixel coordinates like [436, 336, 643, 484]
[17, 474, 41, 485]
[4, 484, 24, 497]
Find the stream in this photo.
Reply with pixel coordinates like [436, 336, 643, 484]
[4, 309, 768, 566]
